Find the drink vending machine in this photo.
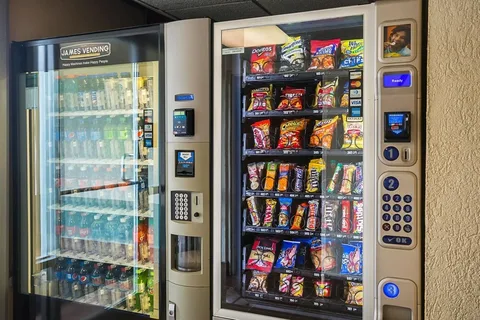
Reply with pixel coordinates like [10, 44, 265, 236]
[212, 0, 423, 320]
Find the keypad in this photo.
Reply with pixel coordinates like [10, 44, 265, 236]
[403, 195, 412, 203]
[393, 194, 402, 202]
[393, 204, 402, 212]
[382, 213, 391, 221]
[393, 224, 401, 232]
[383, 223, 391, 231]
[171, 191, 192, 221]
[393, 214, 401, 222]
[382, 204, 391, 211]
[404, 205, 412, 213]
[404, 215, 412, 223]
[403, 225, 412, 233]
[382, 194, 391, 202]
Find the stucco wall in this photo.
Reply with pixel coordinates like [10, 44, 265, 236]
[426, 0, 480, 319]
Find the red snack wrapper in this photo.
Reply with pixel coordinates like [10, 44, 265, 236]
[251, 45, 276, 74]
[246, 237, 277, 273]
[341, 200, 351, 234]
[305, 199, 320, 231]
[263, 199, 277, 227]
[308, 39, 341, 70]
[277, 118, 308, 149]
[314, 280, 332, 298]
[251, 119, 271, 149]
[353, 200, 364, 234]
[277, 87, 305, 110]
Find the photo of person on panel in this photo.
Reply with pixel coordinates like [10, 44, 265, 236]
[384, 24, 412, 58]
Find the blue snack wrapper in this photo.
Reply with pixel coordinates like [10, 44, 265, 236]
[274, 240, 301, 269]
[341, 242, 363, 275]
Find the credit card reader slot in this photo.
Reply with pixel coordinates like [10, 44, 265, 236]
[384, 112, 411, 142]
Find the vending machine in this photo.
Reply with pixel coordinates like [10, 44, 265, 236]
[10, 19, 210, 320]
[212, 0, 423, 319]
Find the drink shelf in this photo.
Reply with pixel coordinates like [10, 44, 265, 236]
[49, 158, 153, 166]
[243, 290, 362, 316]
[50, 204, 153, 218]
[242, 226, 363, 241]
[50, 109, 143, 118]
[243, 149, 363, 157]
[270, 267, 362, 283]
[244, 189, 362, 201]
[243, 108, 348, 119]
[53, 250, 154, 270]
[244, 69, 350, 84]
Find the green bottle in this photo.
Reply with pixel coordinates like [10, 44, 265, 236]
[146, 270, 155, 312]
[135, 268, 146, 311]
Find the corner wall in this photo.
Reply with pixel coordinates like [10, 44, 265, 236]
[426, 0, 480, 319]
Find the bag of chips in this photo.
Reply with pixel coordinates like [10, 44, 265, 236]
[310, 238, 337, 272]
[290, 276, 304, 297]
[248, 85, 274, 111]
[314, 280, 332, 298]
[308, 39, 340, 70]
[340, 82, 349, 107]
[251, 119, 271, 149]
[339, 39, 364, 69]
[279, 36, 307, 73]
[246, 237, 278, 273]
[247, 196, 261, 226]
[291, 203, 308, 230]
[263, 199, 277, 227]
[277, 163, 291, 192]
[313, 77, 338, 109]
[248, 271, 268, 293]
[277, 118, 308, 149]
[309, 116, 339, 149]
[279, 273, 292, 294]
[250, 45, 276, 74]
[278, 198, 292, 228]
[247, 163, 260, 190]
[277, 87, 305, 110]
[292, 238, 312, 268]
[341, 115, 364, 150]
[274, 240, 300, 269]
[346, 282, 363, 306]
[306, 158, 326, 193]
[321, 200, 339, 232]
[341, 242, 363, 275]
[264, 162, 278, 191]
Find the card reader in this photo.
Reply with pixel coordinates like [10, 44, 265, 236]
[384, 112, 411, 142]
[173, 108, 194, 136]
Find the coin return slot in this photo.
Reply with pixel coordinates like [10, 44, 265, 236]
[402, 148, 411, 162]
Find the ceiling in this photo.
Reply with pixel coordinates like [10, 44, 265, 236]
[132, 0, 372, 21]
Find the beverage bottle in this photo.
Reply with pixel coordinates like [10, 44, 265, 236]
[96, 263, 111, 306]
[135, 268, 146, 310]
[65, 259, 79, 297]
[79, 212, 91, 254]
[145, 77, 154, 109]
[88, 118, 102, 159]
[63, 75, 78, 112]
[105, 73, 119, 110]
[135, 72, 146, 110]
[57, 76, 65, 113]
[76, 75, 86, 111]
[88, 75, 98, 111]
[78, 261, 92, 300]
[120, 72, 133, 110]
[77, 165, 89, 194]
[148, 218, 154, 264]
[63, 165, 77, 207]
[65, 211, 77, 251]
[113, 217, 127, 260]
[95, 74, 107, 110]
[146, 270, 154, 312]
[104, 265, 116, 304]
[124, 217, 134, 262]
[118, 267, 132, 307]
[91, 263, 104, 305]
[55, 210, 64, 250]
[76, 119, 88, 158]
[116, 73, 126, 110]
[101, 215, 117, 257]
[103, 166, 116, 208]
[103, 118, 115, 159]
[63, 118, 74, 159]
[54, 258, 69, 298]
[90, 214, 103, 256]
[83, 76, 93, 110]
[136, 217, 149, 263]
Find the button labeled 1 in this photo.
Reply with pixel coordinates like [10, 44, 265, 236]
[384, 146, 399, 161]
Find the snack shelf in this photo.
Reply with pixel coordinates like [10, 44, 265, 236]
[243, 290, 362, 316]
[242, 226, 363, 241]
[49, 109, 143, 118]
[244, 70, 350, 84]
[53, 250, 154, 270]
[243, 108, 348, 119]
[49, 158, 153, 166]
[244, 189, 362, 201]
[243, 149, 363, 157]
[270, 267, 362, 283]
[49, 204, 154, 218]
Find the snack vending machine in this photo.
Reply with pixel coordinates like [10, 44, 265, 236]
[212, 0, 423, 320]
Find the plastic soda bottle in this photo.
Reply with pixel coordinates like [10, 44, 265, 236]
[63, 75, 78, 112]
[104, 264, 117, 304]
[102, 215, 117, 257]
[135, 268, 146, 310]
[55, 258, 69, 298]
[136, 217, 149, 263]
[65, 212, 77, 250]
[90, 214, 103, 256]
[103, 118, 115, 158]
[148, 218, 154, 263]
[88, 75, 98, 111]
[57, 76, 65, 113]
[88, 118, 102, 158]
[113, 217, 127, 260]
[95, 74, 107, 110]
[146, 270, 154, 312]
[79, 212, 92, 253]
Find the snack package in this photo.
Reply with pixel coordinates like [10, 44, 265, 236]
[251, 119, 271, 149]
[339, 39, 364, 69]
[341, 242, 363, 275]
[277, 87, 305, 110]
[341, 115, 364, 150]
[308, 39, 340, 70]
[248, 86, 274, 111]
[263, 199, 277, 227]
[250, 45, 276, 74]
[290, 276, 305, 297]
[293, 165, 305, 193]
[247, 163, 260, 190]
[274, 240, 300, 269]
[278, 198, 292, 228]
[279, 273, 292, 294]
[314, 280, 333, 298]
[257, 162, 266, 184]
[313, 78, 338, 109]
[341, 200, 351, 234]
[327, 162, 343, 193]
[322, 200, 340, 232]
[306, 158, 326, 193]
[247, 196, 261, 226]
[352, 201, 364, 234]
[305, 199, 320, 231]
[247, 271, 268, 293]
[277, 163, 291, 192]
[310, 238, 337, 272]
[353, 163, 363, 195]
[277, 118, 309, 149]
[346, 282, 364, 306]
[340, 164, 356, 195]
[246, 237, 278, 273]
[309, 116, 339, 149]
[291, 203, 308, 230]
[264, 162, 279, 191]
[279, 36, 306, 73]
[292, 238, 312, 268]
[340, 82, 349, 107]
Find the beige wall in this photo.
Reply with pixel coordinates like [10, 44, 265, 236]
[426, 0, 480, 319]
[9, 0, 148, 41]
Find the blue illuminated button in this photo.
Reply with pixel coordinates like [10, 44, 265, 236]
[404, 195, 412, 203]
[393, 204, 402, 212]
[384, 146, 399, 161]
[404, 215, 412, 223]
[393, 214, 401, 222]
[382, 235, 412, 245]
[393, 224, 401, 232]
[382, 213, 391, 221]
[404, 225, 412, 233]
[404, 205, 412, 213]
[393, 194, 402, 202]
[382, 194, 391, 202]
[383, 283, 400, 299]
[383, 176, 399, 191]
[382, 204, 391, 211]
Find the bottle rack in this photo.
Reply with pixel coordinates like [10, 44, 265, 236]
[53, 250, 154, 270]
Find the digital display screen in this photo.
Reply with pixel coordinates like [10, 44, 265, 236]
[175, 94, 195, 101]
[174, 111, 185, 116]
[388, 113, 405, 134]
[383, 72, 412, 88]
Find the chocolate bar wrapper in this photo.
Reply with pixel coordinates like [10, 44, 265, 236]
[352, 201, 364, 234]
[263, 199, 277, 227]
[305, 199, 320, 231]
[279, 273, 292, 294]
[246, 196, 261, 226]
[290, 276, 304, 297]
[321, 200, 339, 232]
